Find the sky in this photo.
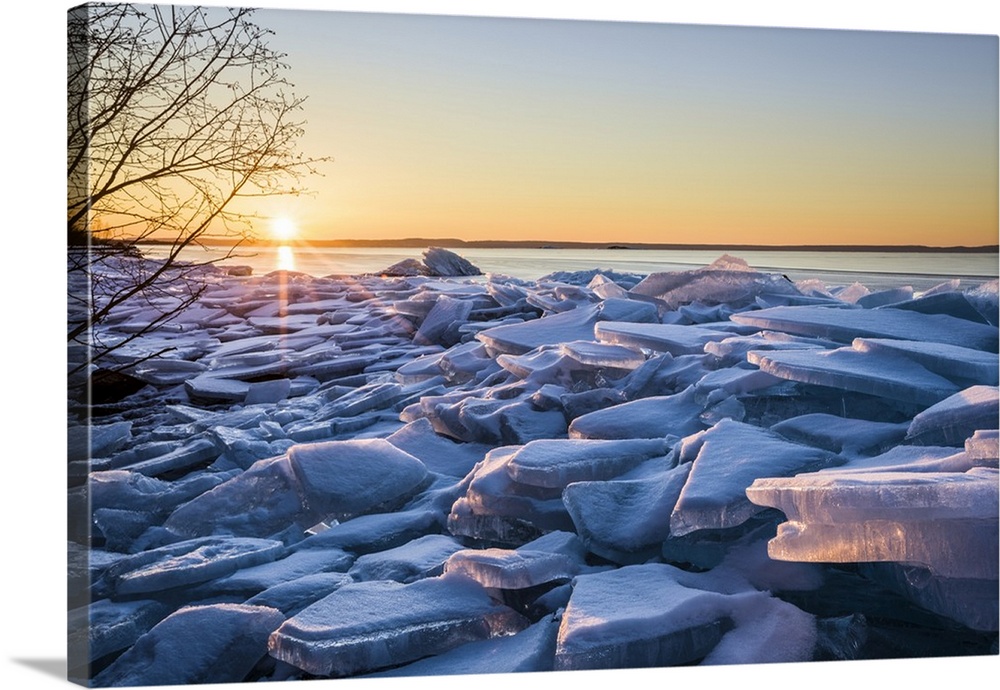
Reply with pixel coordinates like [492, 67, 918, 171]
[232, 3, 1000, 247]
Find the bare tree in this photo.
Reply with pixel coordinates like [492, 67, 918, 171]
[67, 3, 327, 384]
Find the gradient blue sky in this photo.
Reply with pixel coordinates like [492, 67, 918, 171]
[237, 3, 999, 246]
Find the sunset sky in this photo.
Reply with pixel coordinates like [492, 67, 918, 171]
[238, 6, 997, 247]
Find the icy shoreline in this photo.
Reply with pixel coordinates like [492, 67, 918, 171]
[68, 252, 999, 686]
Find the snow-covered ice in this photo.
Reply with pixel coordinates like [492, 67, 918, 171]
[69, 250, 1000, 684]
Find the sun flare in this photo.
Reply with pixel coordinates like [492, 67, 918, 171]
[271, 217, 298, 242]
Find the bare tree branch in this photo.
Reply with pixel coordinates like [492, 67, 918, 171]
[67, 3, 330, 376]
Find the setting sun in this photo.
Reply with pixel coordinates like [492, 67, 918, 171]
[271, 217, 298, 241]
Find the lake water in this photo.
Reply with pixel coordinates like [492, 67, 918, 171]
[140, 244, 998, 291]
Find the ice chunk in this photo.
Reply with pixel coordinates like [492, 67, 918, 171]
[966, 429, 999, 460]
[165, 441, 428, 540]
[595, 321, 731, 355]
[385, 418, 490, 477]
[413, 294, 475, 346]
[206, 548, 354, 594]
[93, 604, 285, 687]
[164, 455, 312, 539]
[184, 375, 252, 403]
[747, 346, 961, 405]
[70, 421, 132, 460]
[348, 534, 465, 583]
[444, 544, 579, 589]
[860, 562, 998, 632]
[554, 563, 730, 670]
[121, 437, 219, 477]
[560, 339, 646, 370]
[244, 378, 291, 404]
[294, 509, 443, 555]
[770, 413, 908, 455]
[851, 337, 999, 385]
[670, 419, 838, 536]
[905, 385, 1000, 445]
[563, 464, 691, 564]
[886, 291, 992, 324]
[703, 331, 831, 367]
[89, 469, 225, 514]
[458, 447, 575, 535]
[693, 367, 784, 399]
[817, 444, 988, 474]
[68, 598, 171, 664]
[96, 536, 285, 596]
[731, 305, 999, 351]
[422, 247, 482, 276]
[368, 616, 559, 677]
[568, 386, 706, 440]
[628, 255, 802, 310]
[476, 299, 656, 356]
[505, 437, 671, 489]
[288, 438, 429, 521]
[246, 572, 354, 616]
[746, 468, 999, 579]
[268, 574, 529, 676]
[855, 286, 913, 308]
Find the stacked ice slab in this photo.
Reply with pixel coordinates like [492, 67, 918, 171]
[69, 252, 1000, 685]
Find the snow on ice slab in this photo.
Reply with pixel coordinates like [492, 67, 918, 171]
[563, 464, 691, 565]
[348, 533, 465, 583]
[731, 305, 999, 351]
[476, 299, 657, 356]
[670, 419, 837, 537]
[905, 385, 1000, 446]
[288, 438, 429, 521]
[568, 386, 706, 440]
[165, 441, 428, 539]
[93, 604, 285, 687]
[205, 548, 354, 594]
[268, 574, 529, 677]
[852, 337, 999, 385]
[97, 536, 285, 597]
[385, 418, 491, 478]
[554, 563, 731, 670]
[770, 413, 908, 455]
[595, 321, 732, 355]
[747, 346, 961, 405]
[68, 598, 171, 664]
[246, 571, 354, 616]
[294, 509, 443, 555]
[505, 437, 671, 489]
[747, 468, 999, 580]
[368, 616, 559, 677]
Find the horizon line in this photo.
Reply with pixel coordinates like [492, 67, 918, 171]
[147, 237, 1000, 253]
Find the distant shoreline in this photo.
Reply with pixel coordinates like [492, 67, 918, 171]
[143, 237, 1000, 253]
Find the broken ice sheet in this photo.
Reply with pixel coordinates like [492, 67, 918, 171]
[554, 561, 817, 670]
[347, 533, 465, 583]
[748, 468, 999, 575]
[366, 616, 560, 677]
[568, 386, 706, 440]
[268, 574, 529, 677]
[747, 346, 961, 406]
[505, 437, 672, 489]
[563, 463, 691, 564]
[670, 419, 838, 537]
[93, 604, 285, 687]
[731, 304, 999, 351]
[96, 536, 285, 597]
